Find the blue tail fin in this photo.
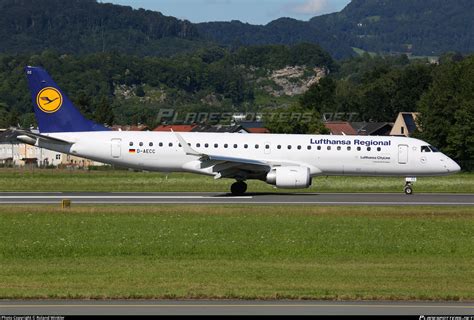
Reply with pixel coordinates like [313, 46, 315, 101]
[26, 66, 109, 133]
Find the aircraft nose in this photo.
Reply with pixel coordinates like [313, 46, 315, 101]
[447, 158, 461, 173]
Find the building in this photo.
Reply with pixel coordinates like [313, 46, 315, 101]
[153, 124, 197, 132]
[111, 124, 149, 131]
[0, 130, 62, 167]
[60, 154, 105, 168]
[390, 112, 419, 136]
[0, 129, 105, 168]
[0, 130, 20, 166]
[324, 121, 357, 135]
[351, 122, 393, 136]
[239, 121, 270, 134]
[191, 124, 249, 133]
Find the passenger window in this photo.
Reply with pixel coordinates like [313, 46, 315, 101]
[288, 145, 292, 150]
[377, 147, 381, 152]
[317, 146, 321, 150]
[307, 146, 312, 150]
[234, 144, 238, 148]
[337, 146, 341, 151]
[159, 142, 163, 147]
[255, 144, 259, 149]
[357, 147, 361, 151]
[149, 142, 153, 147]
[224, 144, 228, 148]
[196, 143, 201, 148]
[214, 144, 218, 148]
[327, 146, 331, 150]
[139, 142, 143, 147]
[169, 143, 173, 147]
[265, 145, 270, 149]
[178, 143, 182, 147]
[297, 145, 301, 150]
[367, 147, 371, 151]
[244, 144, 248, 149]
[277, 145, 281, 149]
[347, 146, 351, 151]
[129, 142, 133, 146]
[205, 143, 209, 148]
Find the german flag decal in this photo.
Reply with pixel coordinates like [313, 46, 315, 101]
[128, 149, 136, 154]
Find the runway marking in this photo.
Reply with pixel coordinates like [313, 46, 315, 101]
[1, 303, 473, 309]
[1, 201, 472, 206]
[0, 196, 253, 199]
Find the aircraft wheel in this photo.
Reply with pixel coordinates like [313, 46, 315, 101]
[404, 185, 413, 195]
[231, 181, 247, 196]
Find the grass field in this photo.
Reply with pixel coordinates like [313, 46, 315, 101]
[0, 205, 473, 300]
[0, 168, 472, 193]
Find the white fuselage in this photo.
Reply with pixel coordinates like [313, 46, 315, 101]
[38, 131, 461, 183]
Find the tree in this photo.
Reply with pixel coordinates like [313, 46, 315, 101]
[416, 55, 474, 163]
[94, 96, 114, 126]
[263, 104, 328, 134]
[299, 77, 336, 113]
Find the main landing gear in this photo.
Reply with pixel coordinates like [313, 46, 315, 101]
[404, 177, 417, 195]
[230, 181, 247, 196]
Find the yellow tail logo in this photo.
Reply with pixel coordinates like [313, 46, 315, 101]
[36, 87, 63, 113]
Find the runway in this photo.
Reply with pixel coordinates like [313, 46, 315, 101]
[0, 192, 473, 205]
[1, 300, 474, 315]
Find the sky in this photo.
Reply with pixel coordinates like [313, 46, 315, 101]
[103, 0, 352, 25]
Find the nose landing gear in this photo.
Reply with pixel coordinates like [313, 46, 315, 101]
[230, 181, 247, 196]
[404, 177, 416, 195]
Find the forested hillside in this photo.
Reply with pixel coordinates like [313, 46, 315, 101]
[1, 0, 473, 58]
[0, 0, 202, 56]
[0, 43, 335, 128]
[199, 0, 474, 58]
[311, 0, 474, 56]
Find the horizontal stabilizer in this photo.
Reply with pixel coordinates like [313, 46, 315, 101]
[13, 129, 73, 146]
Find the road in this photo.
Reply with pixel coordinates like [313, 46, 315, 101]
[0, 192, 473, 205]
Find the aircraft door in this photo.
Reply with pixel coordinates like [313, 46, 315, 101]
[398, 144, 408, 164]
[111, 138, 121, 158]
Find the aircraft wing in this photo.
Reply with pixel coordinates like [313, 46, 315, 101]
[174, 130, 271, 176]
[174, 131, 300, 179]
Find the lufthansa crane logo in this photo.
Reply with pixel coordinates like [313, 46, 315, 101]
[36, 87, 63, 113]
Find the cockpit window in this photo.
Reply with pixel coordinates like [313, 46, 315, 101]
[421, 146, 431, 152]
[429, 146, 440, 152]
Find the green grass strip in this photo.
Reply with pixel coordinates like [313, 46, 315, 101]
[0, 169, 473, 193]
[0, 205, 472, 300]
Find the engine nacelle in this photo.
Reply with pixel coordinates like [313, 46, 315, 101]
[266, 166, 312, 189]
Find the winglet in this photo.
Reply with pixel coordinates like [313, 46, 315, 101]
[172, 130, 202, 157]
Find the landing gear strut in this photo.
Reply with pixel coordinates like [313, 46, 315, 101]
[404, 177, 416, 195]
[230, 181, 247, 196]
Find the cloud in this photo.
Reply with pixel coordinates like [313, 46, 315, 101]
[288, 0, 333, 15]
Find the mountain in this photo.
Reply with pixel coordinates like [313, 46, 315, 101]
[196, 18, 355, 59]
[198, 0, 474, 58]
[310, 0, 474, 56]
[0, 0, 203, 56]
[0, 0, 472, 58]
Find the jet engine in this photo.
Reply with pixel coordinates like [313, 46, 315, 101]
[266, 166, 311, 189]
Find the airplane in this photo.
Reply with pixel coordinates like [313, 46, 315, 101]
[16, 66, 461, 195]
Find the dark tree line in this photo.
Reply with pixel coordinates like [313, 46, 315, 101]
[1, 0, 472, 60]
[0, 44, 334, 128]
